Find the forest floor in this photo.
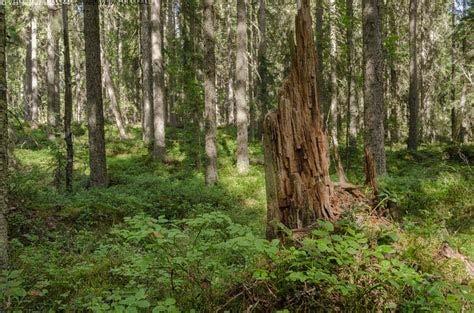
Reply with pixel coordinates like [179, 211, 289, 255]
[2, 125, 473, 311]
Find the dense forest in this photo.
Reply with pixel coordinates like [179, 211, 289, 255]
[0, 0, 473, 311]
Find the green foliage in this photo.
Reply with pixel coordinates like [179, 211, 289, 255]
[4, 128, 473, 311]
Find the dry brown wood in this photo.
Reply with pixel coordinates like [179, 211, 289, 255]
[263, 0, 338, 239]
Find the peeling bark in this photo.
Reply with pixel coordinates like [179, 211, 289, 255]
[264, 0, 338, 239]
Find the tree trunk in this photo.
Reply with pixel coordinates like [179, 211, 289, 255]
[264, 0, 337, 239]
[362, 0, 386, 176]
[0, 5, 8, 269]
[203, 0, 218, 185]
[256, 0, 268, 137]
[345, 0, 357, 154]
[151, 0, 166, 160]
[62, 4, 74, 193]
[315, 0, 329, 125]
[450, 0, 458, 143]
[101, 53, 128, 140]
[328, 0, 346, 183]
[24, 9, 39, 125]
[407, 0, 419, 151]
[84, 0, 108, 187]
[388, 3, 400, 144]
[141, 3, 154, 146]
[47, 4, 61, 131]
[165, 0, 177, 127]
[236, 0, 249, 174]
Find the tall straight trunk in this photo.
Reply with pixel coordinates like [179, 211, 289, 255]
[264, 0, 336, 239]
[388, 5, 400, 144]
[166, 0, 177, 127]
[236, 0, 249, 174]
[203, 0, 218, 185]
[226, 0, 235, 125]
[328, 0, 346, 183]
[73, 46, 85, 122]
[419, 0, 426, 142]
[315, 0, 329, 124]
[140, 3, 154, 146]
[345, 0, 357, 153]
[62, 4, 73, 192]
[256, 0, 268, 137]
[101, 53, 128, 140]
[407, 0, 419, 151]
[47, 4, 61, 130]
[151, 0, 166, 160]
[450, 0, 458, 142]
[458, 0, 468, 142]
[84, 0, 107, 187]
[362, 0, 386, 175]
[0, 5, 8, 269]
[24, 9, 39, 125]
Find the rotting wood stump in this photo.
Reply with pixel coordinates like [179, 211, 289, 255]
[263, 0, 364, 240]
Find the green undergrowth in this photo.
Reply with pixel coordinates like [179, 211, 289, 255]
[2, 126, 473, 311]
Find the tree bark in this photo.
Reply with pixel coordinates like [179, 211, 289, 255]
[151, 0, 166, 160]
[315, 0, 329, 125]
[328, 0, 346, 183]
[387, 3, 400, 144]
[62, 4, 73, 193]
[236, 0, 249, 174]
[101, 53, 128, 140]
[226, 0, 235, 125]
[141, 3, 154, 147]
[362, 0, 386, 175]
[47, 4, 61, 130]
[84, 0, 108, 187]
[407, 0, 419, 151]
[345, 0, 357, 154]
[256, 0, 268, 137]
[264, 0, 337, 239]
[24, 9, 39, 125]
[203, 0, 218, 185]
[450, 0, 458, 143]
[0, 4, 8, 269]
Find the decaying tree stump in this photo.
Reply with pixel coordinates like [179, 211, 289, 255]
[263, 0, 338, 239]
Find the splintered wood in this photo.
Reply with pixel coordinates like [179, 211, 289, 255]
[263, 0, 339, 239]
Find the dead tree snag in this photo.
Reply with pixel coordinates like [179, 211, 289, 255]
[263, 0, 338, 239]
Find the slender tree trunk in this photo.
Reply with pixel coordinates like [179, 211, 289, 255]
[328, 0, 346, 183]
[47, 4, 61, 131]
[236, 0, 249, 174]
[140, 4, 154, 146]
[101, 53, 128, 140]
[345, 0, 357, 156]
[226, 1, 235, 125]
[73, 47, 85, 123]
[264, 0, 336, 239]
[62, 4, 73, 193]
[362, 0, 386, 175]
[315, 0, 329, 125]
[84, 0, 107, 187]
[0, 5, 8, 269]
[165, 0, 177, 127]
[388, 5, 400, 144]
[407, 0, 419, 151]
[450, 0, 458, 143]
[151, 0, 166, 160]
[203, 0, 218, 185]
[24, 9, 39, 125]
[256, 0, 268, 137]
